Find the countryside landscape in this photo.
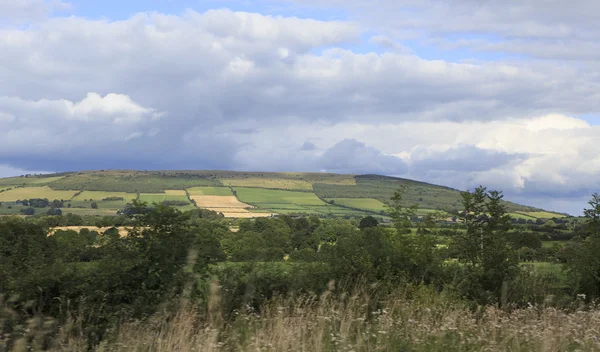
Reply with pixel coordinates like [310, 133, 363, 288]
[3, 0, 600, 351]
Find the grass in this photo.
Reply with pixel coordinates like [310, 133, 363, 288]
[510, 212, 538, 220]
[222, 178, 315, 190]
[517, 211, 566, 219]
[187, 186, 233, 196]
[61, 208, 119, 216]
[542, 240, 569, 248]
[71, 191, 137, 201]
[0, 187, 77, 202]
[235, 187, 325, 206]
[49, 171, 221, 193]
[328, 198, 388, 212]
[0, 175, 66, 186]
[53, 285, 600, 351]
[139, 193, 191, 204]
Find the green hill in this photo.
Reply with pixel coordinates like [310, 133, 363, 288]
[0, 170, 566, 219]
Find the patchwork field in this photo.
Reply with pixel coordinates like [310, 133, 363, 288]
[0, 187, 77, 202]
[233, 187, 371, 216]
[187, 186, 233, 196]
[222, 178, 314, 190]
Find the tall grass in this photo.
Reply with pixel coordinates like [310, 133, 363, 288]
[48, 283, 600, 352]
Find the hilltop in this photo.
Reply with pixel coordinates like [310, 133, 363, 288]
[0, 170, 565, 219]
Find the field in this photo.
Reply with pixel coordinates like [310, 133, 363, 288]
[234, 187, 372, 216]
[327, 198, 388, 212]
[49, 171, 221, 193]
[0, 186, 77, 202]
[516, 211, 565, 219]
[139, 192, 191, 204]
[0, 175, 66, 186]
[49, 226, 131, 237]
[190, 195, 273, 218]
[187, 186, 233, 196]
[0, 170, 567, 219]
[222, 178, 314, 190]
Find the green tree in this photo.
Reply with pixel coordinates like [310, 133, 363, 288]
[359, 215, 379, 230]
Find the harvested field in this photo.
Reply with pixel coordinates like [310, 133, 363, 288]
[191, 195, 251, 209]
[0, 186, 77, 202]
[190, 195, 275, 218]
[516, 211, 565, 219]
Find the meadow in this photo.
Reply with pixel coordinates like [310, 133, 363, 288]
[0, 186, 76, 202]
[187, 186, 233, 196]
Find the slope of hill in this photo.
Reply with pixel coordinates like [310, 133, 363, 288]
[0, 170, 566, 219]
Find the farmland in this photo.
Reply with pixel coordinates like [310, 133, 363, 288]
[0, 170, 568, 219]
[0, 186, 76, 202]
[187, 186, 233, 196]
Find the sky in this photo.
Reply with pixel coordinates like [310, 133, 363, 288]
[0, 0, 599, 215]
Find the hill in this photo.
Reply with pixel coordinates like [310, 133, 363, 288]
[0, 170, 566, 219]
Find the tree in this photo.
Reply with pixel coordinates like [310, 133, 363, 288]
[91, 202, 98, 209]
[359, 216, 379, 230]
[451, 186, 517, 303]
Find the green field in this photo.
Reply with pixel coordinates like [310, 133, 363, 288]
[328, 198, 388, 212]
[516, 211, 565, 219]
[187, 186, 233, 196]
[234, 187, 371, 216]
[509, 212, 537, 220]
[0, 187, 77, 202]
[138, 192, 190, 204]
[542, 241, 569, 248]
[235, 187, 325, 206]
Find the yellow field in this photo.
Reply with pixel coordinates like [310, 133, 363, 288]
[516, 211, 565, 219]
[0, 187, 77, 202]
[190, 195, 275, 218]
[191, 195, 251, 208]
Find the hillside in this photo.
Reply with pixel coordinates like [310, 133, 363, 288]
[0, 170, 565, 219]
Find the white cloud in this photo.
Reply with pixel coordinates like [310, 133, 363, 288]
[0, 8, 598, 213]
[0, 0, 70, 22]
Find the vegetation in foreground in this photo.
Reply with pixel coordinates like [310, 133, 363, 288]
[1, 185, 599, 351]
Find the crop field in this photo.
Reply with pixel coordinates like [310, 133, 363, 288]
[509, 212, 538, 220]
[0, 187, 77, 202]
[233, 188, 371, 216]
[187, 186, 233, 196]
[234, 187, 325, 206]
[49, 226, 131, 237]
[139, 192, 191, 204]
[516, 211, 565, 219]
[63, 208, 119, 216]
[328, 198, 388, 212]
[190, 195, 274, 217]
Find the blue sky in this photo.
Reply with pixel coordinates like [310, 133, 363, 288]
[0, 0, 599, 215]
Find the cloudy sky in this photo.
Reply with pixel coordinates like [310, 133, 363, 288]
[1, 0, 599, 214]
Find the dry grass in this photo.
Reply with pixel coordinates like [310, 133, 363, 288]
[190, 196, 275, 218]
[49, 286, 600, 352]
[191, 196, 250, 209]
